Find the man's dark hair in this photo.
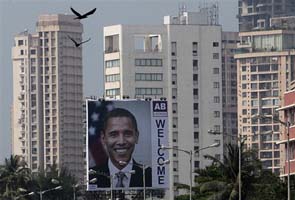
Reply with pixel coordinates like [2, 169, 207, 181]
[102, 108, 139, 133]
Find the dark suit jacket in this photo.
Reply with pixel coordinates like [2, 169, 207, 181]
[89, 159, 152, 188]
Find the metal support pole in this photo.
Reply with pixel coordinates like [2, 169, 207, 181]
[287, 122, 290, 200]
[39, 191, 42, 200]
[143, 164, 146, 200]
[110, 175, 113, 200]
[189, 150, 192, 200]
[73, 186, 76, 200]
[238, 137, 241, 200]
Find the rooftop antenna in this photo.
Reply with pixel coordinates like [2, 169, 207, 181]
[178, 2, 187, 16]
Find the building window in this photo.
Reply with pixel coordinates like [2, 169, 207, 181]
[173, 117, 178, 128]
[213, 42, 219, 47]
[193, 74, 198, 81]
[172, 103, 177, 113]
[194, 117, 199, 125]
[106, 88, 120, 96]
[214, 111, 220, 118]
[193, 60, 198, 67]
[172, 74, 177, 85]
[105, 59, 120, 68]
[172, 88, 177, 99]
[213, 82, 219, 88]
[135, 59, 162, 66]
[30, 49, 36, 55]
[171, 42, 177, 56]
[194, 132, 199, 139]
[105, 74, 120, 82]
[192, 42, 198, 56]
[213, 53, 219, 59]
[214, 96, 220, 103]
[135, 88, 163, 95]
[18, 40, 24, 46]
[193, 103, 198, 110]
[135, 73, 163, 81]
[194, 161, 200, 168]
[193, 89, 198, 95]
[213, 68, 219, 74]
[214, 125, 220, 132]
[172, 59, 177, 70]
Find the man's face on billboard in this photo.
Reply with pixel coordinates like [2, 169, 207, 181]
[101, 116, 138, 169]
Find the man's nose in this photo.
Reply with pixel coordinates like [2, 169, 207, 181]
[117, 133, 126, 144]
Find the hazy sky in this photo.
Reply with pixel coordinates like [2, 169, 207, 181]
[0, 0, 237, 163]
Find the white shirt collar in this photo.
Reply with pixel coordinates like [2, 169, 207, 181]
[108, 159, 133, 188]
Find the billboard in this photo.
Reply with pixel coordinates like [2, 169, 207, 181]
[86, 99, 169, 190]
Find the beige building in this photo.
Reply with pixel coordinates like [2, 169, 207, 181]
[11, 14, 84, 180]
[235, 28, 295, 174]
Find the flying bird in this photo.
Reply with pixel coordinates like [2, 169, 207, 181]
[70, 7, 96, 20]
[67, 35, 91, 47]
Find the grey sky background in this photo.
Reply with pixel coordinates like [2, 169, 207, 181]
[0, 0, 237, 163]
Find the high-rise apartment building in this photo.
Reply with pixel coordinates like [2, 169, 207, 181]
[103, 9, 224, 198]
[235, 27, 295, 174]
[238, 0, 295, 31]
[221, 32, 239, 148]
[12, 14, 84, 180]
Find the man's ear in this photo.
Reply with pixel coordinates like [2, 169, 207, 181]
[100, 131, 105, 143]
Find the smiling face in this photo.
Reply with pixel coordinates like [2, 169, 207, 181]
[101, 116, 138, 170]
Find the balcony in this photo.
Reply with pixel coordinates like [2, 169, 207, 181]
[104, 48, 119, 54]
[237, 42, 252, 49]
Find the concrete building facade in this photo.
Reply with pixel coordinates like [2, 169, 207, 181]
[235, 28, 295, 174]
[238, 0, 295, 31]
[12, 14, 84, 180]
[221, 32, 239, 148]
[103, 10, 224, 197]
[278, 85, 295, 176]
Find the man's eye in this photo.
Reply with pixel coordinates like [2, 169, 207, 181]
[124, 131, 134, 137]
[108, 132, 118, 137]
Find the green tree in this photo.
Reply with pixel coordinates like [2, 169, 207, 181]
[0, 155, 31, 199]
[191, 144, 286, 200]
[30, 164, 79, 200]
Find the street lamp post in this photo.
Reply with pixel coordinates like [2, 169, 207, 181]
[15, 189, 34, 200]
[287, 121, 291, 200]
[160, 142, 220, 200]
[73, 184, 78, 200]
[39, 185, 62, 200]
[238, 136, 242, 200]
[208, 130, 245, 200]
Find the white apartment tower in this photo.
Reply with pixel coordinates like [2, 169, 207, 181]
[12, 14, 84, 180]
[103, 10, 223, 197]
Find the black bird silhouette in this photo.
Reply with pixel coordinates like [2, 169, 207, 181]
[67, 35, 91, 47]
[70, 7, 96, 20]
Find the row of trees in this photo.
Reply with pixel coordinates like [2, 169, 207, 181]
[0, 144, 289, 200]
[0, 155, 79, 200]
[176, 144, 287, 200]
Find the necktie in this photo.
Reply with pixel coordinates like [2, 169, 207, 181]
[116, 171, 126, 187]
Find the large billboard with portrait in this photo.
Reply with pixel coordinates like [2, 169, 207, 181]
[86, 99, 169, 191]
